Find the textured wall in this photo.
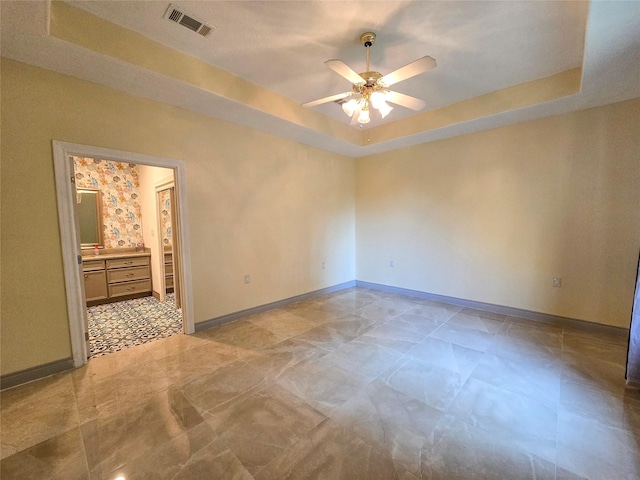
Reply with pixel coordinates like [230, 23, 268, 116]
[356, 98, 640, 328]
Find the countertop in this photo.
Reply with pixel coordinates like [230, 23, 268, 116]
[82, 249, 150, 261]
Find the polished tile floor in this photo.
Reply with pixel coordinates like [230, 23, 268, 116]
[1, 287, 639, 479]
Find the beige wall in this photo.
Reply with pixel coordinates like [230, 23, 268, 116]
[356, 98, 640, 328]
[0, 59, 355, 375]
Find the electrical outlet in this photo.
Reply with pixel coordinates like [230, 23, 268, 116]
[322, 261, 326, 270]
[552, 277, 561, 288]
[244, 275, 251, 284]
[390, 260, 395, 268]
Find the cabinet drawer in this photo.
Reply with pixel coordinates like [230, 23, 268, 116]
[84, 270, 108, 301]
[164, 263, 173, 275]
[83, 260, 105, 272]
[107, 266, 150, 284]
[106, 256, 149, 269]
[165, 275, 174, 288]
[109, 279, 151, 298]
[164, 253, 173, 264]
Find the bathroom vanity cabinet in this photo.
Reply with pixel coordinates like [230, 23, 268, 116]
[82, 252, 151, 306]
[82, 260, 108, 302]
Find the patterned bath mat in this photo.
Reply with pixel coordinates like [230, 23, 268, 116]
[87, 293, 182, 357]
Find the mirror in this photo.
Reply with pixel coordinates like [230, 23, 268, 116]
[77, 189, 104, 248]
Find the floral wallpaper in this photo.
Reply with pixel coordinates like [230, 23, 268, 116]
[159, 188, 173, 247]
[72, 156, 144, 248]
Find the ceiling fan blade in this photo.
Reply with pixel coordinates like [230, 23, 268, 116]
[385, 91, 426, 111]
[380, 56, 437, 86]
[302, 92, 353, 108]
[325, 59, 365, 84]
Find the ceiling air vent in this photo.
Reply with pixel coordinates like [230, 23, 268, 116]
[164, 4, 214, 38]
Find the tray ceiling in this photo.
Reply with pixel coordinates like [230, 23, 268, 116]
[1, 1, 639, 156]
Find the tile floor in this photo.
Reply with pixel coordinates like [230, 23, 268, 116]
[87, 293, 182, 357]
[1, 287, 639, 479]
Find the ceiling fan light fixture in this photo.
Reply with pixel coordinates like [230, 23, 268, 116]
[370, 91, 386, 109]
[378, 101, 393, 119]
[357, 107, 371, 124]
[369, 90, 393, 118]
[342, 99, 358, 117]
[303, 32, 436, 125]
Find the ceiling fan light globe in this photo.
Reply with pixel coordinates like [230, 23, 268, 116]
[370, 91, 386, 109]
[342, 99, 358, 117]
[378, 101, 393, 119]
[357, 107, 371, 124]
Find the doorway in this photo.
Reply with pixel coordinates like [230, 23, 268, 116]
[53, 141, 194, 367]
[75, 158, 183, 356]
[155, 182, 181, 306]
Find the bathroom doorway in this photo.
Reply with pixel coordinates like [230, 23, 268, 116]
[74, 157, 184, 357]
[53, 141, 194, 367]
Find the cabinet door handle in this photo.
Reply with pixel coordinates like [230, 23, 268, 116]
[126, 287, 136, 291]
[124, 261, 133, 265]
[125, 273, 134, 277]
[84, 274, 89, 278]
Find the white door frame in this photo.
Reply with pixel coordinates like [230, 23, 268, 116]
[52, 141, 195, 367]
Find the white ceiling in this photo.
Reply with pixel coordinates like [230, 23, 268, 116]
[1, 1, 639, 157]
[66, 0, 588, 124]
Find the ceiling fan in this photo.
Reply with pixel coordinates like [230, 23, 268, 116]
[302, 32, 436, 125]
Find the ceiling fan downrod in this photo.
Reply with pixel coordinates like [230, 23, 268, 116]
[360, 32, 376, 73]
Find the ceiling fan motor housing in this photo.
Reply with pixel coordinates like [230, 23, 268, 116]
[359, 71, 382, 86]
[353, 71, 385, 105]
